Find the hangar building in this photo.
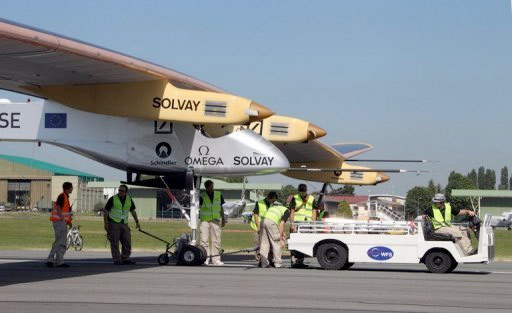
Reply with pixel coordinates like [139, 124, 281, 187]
[0, 154, 103, 211]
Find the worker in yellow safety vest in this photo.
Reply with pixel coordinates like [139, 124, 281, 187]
[289, 183, 319, 268]
[250, 191, 278, 266]
[104, 185, 141, 265]
[46, 181, 74, 268]
[424, 193, 477, 256]
[259, 205, 290, 268]
[200, 180, 226, 266]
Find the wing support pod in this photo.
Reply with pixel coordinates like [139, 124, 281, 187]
[203, 115, 327, 143]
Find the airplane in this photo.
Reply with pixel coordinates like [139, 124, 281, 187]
[0, 19, 427, 262]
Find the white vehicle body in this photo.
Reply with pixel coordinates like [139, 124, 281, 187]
[288, 215, 495, 273]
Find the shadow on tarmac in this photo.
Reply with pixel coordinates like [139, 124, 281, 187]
[0, 256, 162, 287]
[0, 254, 263, 287]
[0, 253, 490, 288]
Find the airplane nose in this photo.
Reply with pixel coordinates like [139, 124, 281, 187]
[248, 101, 274, 122]
[307, 123, 327, 140]
[377, 173, 390, 183]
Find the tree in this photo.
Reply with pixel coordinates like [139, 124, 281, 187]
[467, 169, 477, 187]
[336, 200, 353, 218]
[445, 172, 476, 209]
[436, 183, 443, 193]
[427, 179, 436, 193]
[277, 185, 297, 204]
[477, 166, 485, 188]
[405, 186, 434, 218]
[510, 175, 512, 191]
[499, 166, 509, 190]
[216, 176, 245, 183]
[483, 169, 496, 190]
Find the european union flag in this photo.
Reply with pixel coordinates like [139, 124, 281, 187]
[45, 113, 67, 129]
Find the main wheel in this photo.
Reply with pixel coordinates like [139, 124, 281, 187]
[316, 243, 348, 270]
[196, 246, 208, 264]
[178, 245, 202, 266]
[74, 235, 84, 251]
[424, 251, 453, 273]
[157, 253, 170, 265]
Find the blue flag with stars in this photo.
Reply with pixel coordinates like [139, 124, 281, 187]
[45, 113, 67, 128]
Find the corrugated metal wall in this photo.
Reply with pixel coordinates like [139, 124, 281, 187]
[0, 159, 51, 179]
[0, 180, 7, 203]
[30, 180, 51, 209]
[130, 189, 157, 219]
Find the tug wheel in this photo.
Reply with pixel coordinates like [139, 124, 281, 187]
[425, 251, 453, 273]
[317, 243, 348, 270]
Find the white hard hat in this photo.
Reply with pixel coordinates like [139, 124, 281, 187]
[432, 193, 446, 203]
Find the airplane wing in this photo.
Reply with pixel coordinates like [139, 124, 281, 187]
[277, 140, 427, 185]
[0, 19, 273, 124]
[0, 18, 225, 95]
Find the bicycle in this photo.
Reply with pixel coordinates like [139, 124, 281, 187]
[66, 225, 84, 251]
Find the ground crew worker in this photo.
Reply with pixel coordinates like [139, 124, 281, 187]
[104, 184, 140, 265]
[259, 204, 290, 268]
[317, 207, 329, 220]
[425, 193, 477, 256]
[200, 180, 226, 266]
[289, 183, 319, 268]
[250, 191, 277, 265]
[46, 182, 73, 268]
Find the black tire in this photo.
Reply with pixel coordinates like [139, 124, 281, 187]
[447, 261, 458, 273]
[196, 245, 208, 264]
[66, 235, 72, 250]
[341, 262, 354, 270]
[75, 235, 84, 251]
[178, 245, 202, 266]
[316, 243, 348, 270]
[424, 251, 453, 273]
[157, 253, 170, 265]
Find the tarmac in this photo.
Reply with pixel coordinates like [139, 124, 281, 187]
[1, 250, 511, 313]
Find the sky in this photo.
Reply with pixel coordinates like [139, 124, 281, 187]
[1, 0, 511, 196]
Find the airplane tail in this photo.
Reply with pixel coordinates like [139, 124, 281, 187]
[0, 100, 44, 141]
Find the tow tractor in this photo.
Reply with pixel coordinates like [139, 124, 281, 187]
[287, 215, 494, 273]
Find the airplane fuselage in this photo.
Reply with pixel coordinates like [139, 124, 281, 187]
[0, 100, 290, 176]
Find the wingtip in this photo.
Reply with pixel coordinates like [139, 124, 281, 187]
[377, 173, 390, 183]
[248, 101, 273, 122]
[307, 123, 327, 140]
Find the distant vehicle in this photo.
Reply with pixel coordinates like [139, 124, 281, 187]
[490, 212, 512, 230]
[242, 211, 253, 223]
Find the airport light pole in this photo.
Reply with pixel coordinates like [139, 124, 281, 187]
[416, 197, 422, 217]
